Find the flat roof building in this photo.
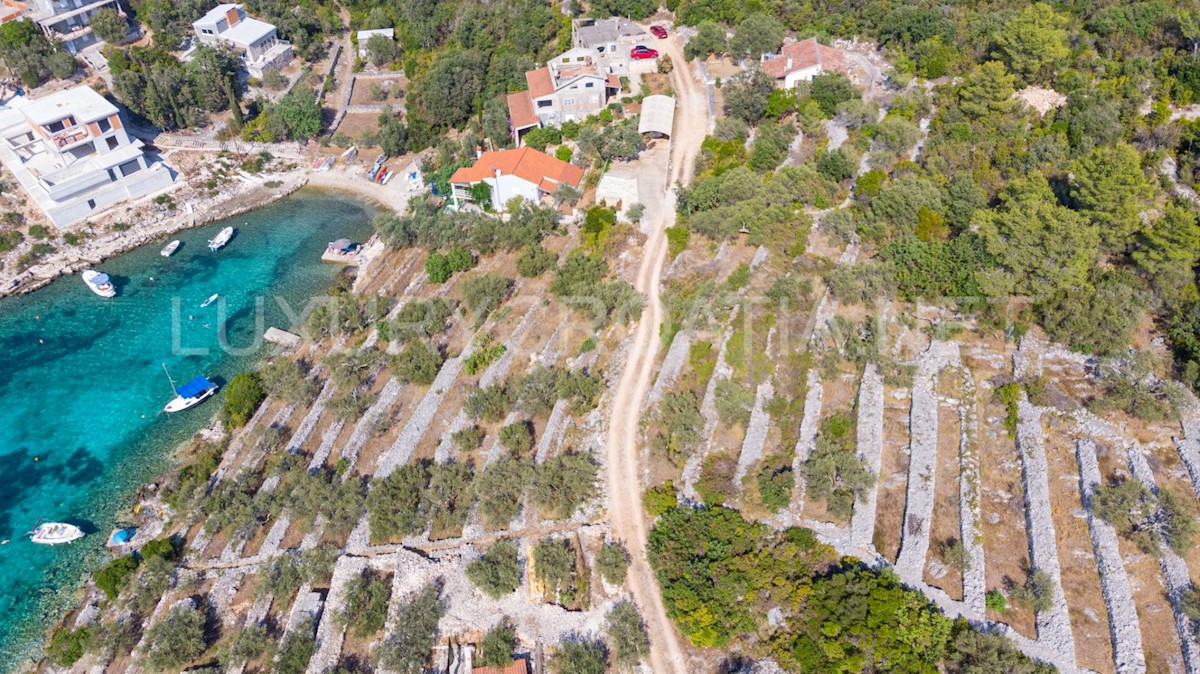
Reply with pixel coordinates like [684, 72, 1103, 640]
[0, 85, 174, 227]
[193, 3, 292, 78]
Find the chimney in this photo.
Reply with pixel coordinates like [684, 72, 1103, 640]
[786, 56, 792, 70]
[476, 144, 483, 158]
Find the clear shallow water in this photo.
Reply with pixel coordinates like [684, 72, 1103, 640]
[0, 189, 373, 668]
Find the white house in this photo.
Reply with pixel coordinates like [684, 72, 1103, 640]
[26, 0, 124, 54]
[449, 147, 583, 211]
[506, 47, 621, 142]
[571, 17, 654, 76]
[356, 28, 394, 58]
[192, 3, 292, 78]
[760, 37, 848, 89]
[0, 85, 173, 227]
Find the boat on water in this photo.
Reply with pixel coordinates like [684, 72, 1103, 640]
[160, 240, 181, 257]
[200, 293, 219, 308]
[162, 364, 218, 413]
[29, 521, 85, 545]
[82, 270, 116, 298]
[207, 226, 234, 251]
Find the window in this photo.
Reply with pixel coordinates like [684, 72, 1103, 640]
[585, 82, 594, 88]
[564, 98, 576, 106]
[47, 120, 66, 133]
[537, 100, 552, 108]
[106, 136, 119, 150]
[118, 159, 141, 177]
[86, 199, 95, 209]
[201, 28, 214, 35]
[96, 117, 111, 133]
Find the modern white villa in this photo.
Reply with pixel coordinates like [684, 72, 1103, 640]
[0, 85, 174, 227]
[26, 0, 123, 55]
[192, 3, 292, 78]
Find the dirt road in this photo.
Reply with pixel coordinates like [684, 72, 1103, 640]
[605, 30, 709, 674]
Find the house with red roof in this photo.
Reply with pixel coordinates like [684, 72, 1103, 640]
[760, 37, 848, 89]
[449, 147, 584, 211]
[507, 47, 622, 144]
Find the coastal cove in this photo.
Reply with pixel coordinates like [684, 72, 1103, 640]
[0, 189, 374, 668]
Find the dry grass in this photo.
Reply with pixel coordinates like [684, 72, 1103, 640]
[924, 380, 964, 600]
[1042, 413, 1114, 674]
[873, 384, 910, 561]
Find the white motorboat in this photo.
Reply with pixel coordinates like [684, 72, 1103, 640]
[160, 240, 181, 257]
[82, 270, 116, 298]
[207, 226, 234, 251]
[30, 521, 85, 545]
[162, 364, 218, 413]
[200, 293, 219, 308]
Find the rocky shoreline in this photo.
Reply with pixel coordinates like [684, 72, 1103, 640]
[0, 175, 311, 299]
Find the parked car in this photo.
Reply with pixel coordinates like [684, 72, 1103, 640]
[650, 25, 668, 39]
[631, 46, 659, 59]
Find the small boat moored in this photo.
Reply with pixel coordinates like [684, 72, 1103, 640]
[200, 293, 219, 308]
[160, 240, 181, 257]
[322, 238, 362, 264]
[207, 226, 234, 251]
[163, 371, 219, 413]
[82, 270, 116, 298]
[30, 521, 85, 545]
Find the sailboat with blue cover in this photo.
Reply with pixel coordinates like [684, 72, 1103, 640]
[162, 364, 218, 413]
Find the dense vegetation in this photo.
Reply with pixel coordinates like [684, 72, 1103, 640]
[648, 506, 1051, 672]
[674, 0, 1200, 391]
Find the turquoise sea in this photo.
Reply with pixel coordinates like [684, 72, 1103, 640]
[0, 189, 373, 668]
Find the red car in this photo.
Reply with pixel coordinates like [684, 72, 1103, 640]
[631, 45, 659, 59]
[650, 25, 668, 39]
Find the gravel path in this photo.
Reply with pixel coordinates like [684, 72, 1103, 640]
[646, 330, 691, 408]
[1014, 398, 1077, 668]
[850, 363, 884, 552]
[734, 380, 774, 484]
[785, 368, 825, 521]
[895, 341, 960, 581]
[1125, 444, 1200, 673]
[1076, 438, 1147, 674]
[337, 377, 404, 471]
[306, 419, 347, 472]
[306, 555, 369, 674]
[957, 370, 987, 617]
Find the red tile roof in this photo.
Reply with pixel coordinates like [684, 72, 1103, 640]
[526, 67, 554, 98]
[761, 37, 847, 80]
[473, 660, 528, 674]
[607, 73, 621, 89]
[506, 91, 540, 130]
[450, 147, 584, 191]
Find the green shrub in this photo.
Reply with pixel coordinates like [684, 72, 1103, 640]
[757, 466, 794, 512]
[142, 603, 207, 671]
[339, 569, 392, 637]
[499, 420, 534, 456]
[666, 225, 689, 258]
[48, 626, 92, 666]
[467, 540, 522, 598]
[596, 541, 629, 585]
[222, 372, 265, 429]
[139, 537, 179, 562]
[985, 590, 1008, 612]
[275, 618, 317, 674]
[643, 481, 678, 516]
[94, 555, 140, 600]
[477, 620, 518, 667]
